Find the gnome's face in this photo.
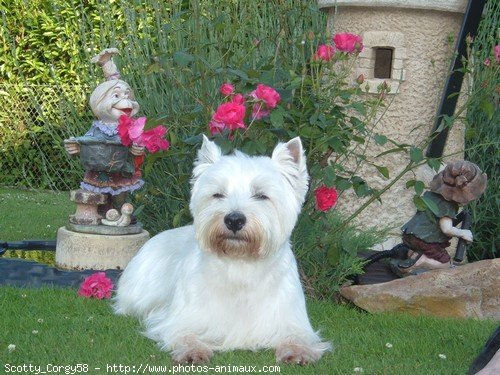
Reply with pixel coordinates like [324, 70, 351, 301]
[89, 80, 140, 124]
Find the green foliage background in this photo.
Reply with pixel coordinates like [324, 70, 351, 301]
[464, 0, 499, 261]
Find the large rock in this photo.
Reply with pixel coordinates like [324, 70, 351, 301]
[340, 259, 499, 319]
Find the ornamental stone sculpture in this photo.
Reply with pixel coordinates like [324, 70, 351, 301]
[64, 48, 144, 229]
[393, 160, 487, 275]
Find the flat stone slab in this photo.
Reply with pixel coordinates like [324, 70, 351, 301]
[0, 257, 121, 289]
[341, 259, 500, 320]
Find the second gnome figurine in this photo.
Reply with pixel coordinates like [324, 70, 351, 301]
[393, 160, 487, 275]
[64, 48, 145, 225]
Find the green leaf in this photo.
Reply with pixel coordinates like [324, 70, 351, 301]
[374, 134, 388, 146]
[270, 108, 284, 128]
[353, 180, 371, 197]
[410, 147, 424, 163]
[173, 51, 195, 67]
[324, 166, 336, 186]
[480, 99, 494, 120]
[413, 195, 427, 211]
[349, 102, 367, 116]
[414, 180, 425, 195]
[376, 147, 403, 158]
[336, 179, 352, 191]
[375, 165, 390, 179]
[406, 179, 416, 189]
[227, 68, 249, 81]
[427, 158, 441, 172]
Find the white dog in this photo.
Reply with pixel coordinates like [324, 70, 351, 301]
[114, 136, 331, 364]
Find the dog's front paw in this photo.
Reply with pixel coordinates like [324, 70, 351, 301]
[171, 337, 213, 364]
[276, 339, 331, 365]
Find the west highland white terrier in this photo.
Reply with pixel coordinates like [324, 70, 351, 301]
[114, 136, 331, 364]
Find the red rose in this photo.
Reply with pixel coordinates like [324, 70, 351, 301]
[220, 83, 235, 96]
[117, 115, 134, 146]
[212, 101, 246, 131]
[139, 126, 170, 153]
[314, 185, 338, 212]
[251, 84, 281, 109]
[118, 115, 146, 146]
[231, 93, 245, 105]
[333, 33, 364, 53]
[78, 272, 114, 299]
[315, 44, 335, 61]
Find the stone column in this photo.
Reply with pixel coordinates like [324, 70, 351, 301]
[318, 0, 467, 248]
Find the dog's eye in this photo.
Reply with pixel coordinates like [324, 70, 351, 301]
[253, 193, 269, 201]
[212, 193, 225, 199]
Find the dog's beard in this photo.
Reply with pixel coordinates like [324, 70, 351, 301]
[200, 215, 265, 259]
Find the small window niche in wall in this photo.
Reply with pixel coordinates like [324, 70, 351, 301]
[356, 31, 406, 94]
[374, 47, 393, 79]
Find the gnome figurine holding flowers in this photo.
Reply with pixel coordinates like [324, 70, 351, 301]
[64, 48, 168, 227]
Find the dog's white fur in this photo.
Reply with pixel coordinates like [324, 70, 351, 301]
[114, 136, 331, 364]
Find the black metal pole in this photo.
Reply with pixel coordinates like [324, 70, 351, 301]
[425, 0, 487, 158]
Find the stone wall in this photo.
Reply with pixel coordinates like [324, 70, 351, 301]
[319, 1, 467, 248]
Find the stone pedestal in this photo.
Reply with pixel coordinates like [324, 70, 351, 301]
[55, 226, 149, 270]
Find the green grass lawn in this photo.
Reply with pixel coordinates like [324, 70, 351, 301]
[0, 187, 497, 374]
[0, 287, 496, 375]
[0, 187, 73, 241]
[0, 187, 73, 264]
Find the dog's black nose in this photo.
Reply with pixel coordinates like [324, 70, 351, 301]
[224, 212, 246, 233]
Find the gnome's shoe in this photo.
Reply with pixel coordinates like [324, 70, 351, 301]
[392, 251, 450, 277]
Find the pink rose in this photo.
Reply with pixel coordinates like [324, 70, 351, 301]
[118, 115, 146, 146]
[118, 115, 134, 146]
[484, 58, 491, 67]
[78, 272, 114, 299]
[220, 83, 235, 96]
[250, 84, 281, 109]
[231, 93, 245, 105]
[333, 33, 364, 53]
[212, 101, 246, 131]
[314, 185, 338, 212]
[315, 44, 335, 61]
[494, 45, 500, 62]
[209, 119, 225, 135]
[251, 103, 271, 120]
[118, 115, 168, 153]
[139, 126, 170, 153]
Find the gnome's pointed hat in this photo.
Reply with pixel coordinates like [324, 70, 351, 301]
[91, 48, 121, 80]
[429, 161, 487, 205]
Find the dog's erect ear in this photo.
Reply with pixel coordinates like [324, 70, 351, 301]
[192, 135, 222, 180]
[272, 137, 309, 201]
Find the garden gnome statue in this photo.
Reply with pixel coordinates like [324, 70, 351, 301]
[64, 48, 144, 227]
[393, 161, 487, 275]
